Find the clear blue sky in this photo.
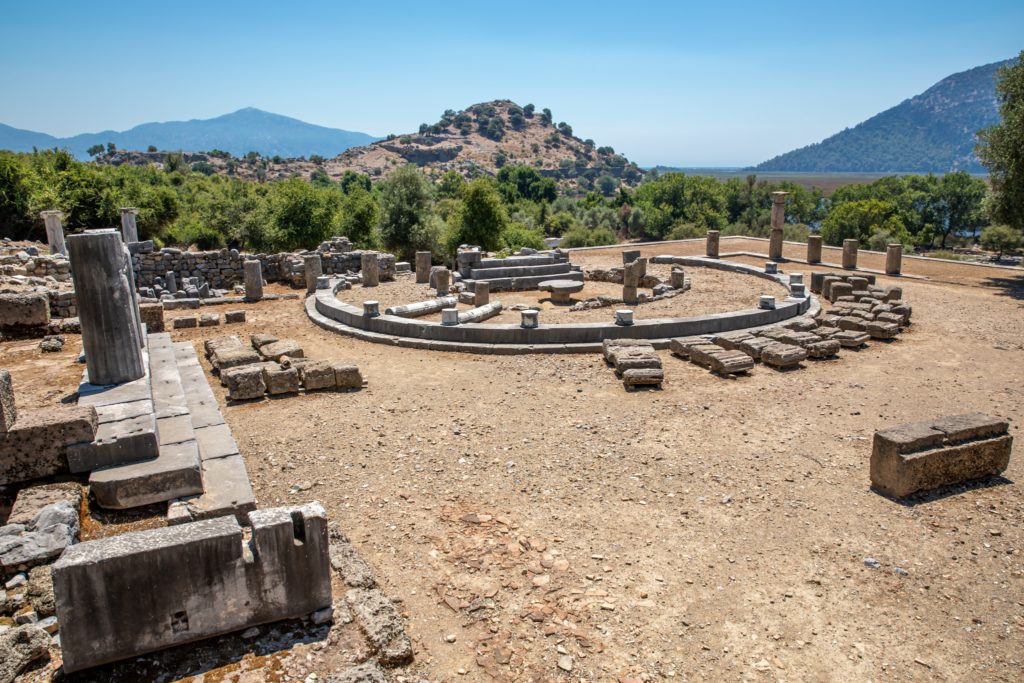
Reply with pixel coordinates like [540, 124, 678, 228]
[3, 0, 1021, 167]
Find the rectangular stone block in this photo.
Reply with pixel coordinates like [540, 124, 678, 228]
[829, 282, 854, 303]
[259, 340, 304, 361]
[837, 316, 866, 332]
[204, 336, 242, 358]
[138, 303, 165, 333]
[172, 316, 197, 329]
[0, 369, 15, 434]
[250, 333, 279, 350]
[871, 413, 1011, 499]
[833, 330, 869, 347]
[0, 406, 98, 485]
[806, 339, 840, 358]
[614, 353, 662, 373]
[212, 346, 261, 373]
[688, 344, 725, 367]
[169, 453, 256, 525]
[89, 440, 203, 509]
[622, 368, 663, 386]
[332, 362, 363, 388]
[198, 313, 219, 327]
[299, 361, 336, 390]
[778, 331, 819, 348]
[53, 503, 331, 673]
[222, 365, 266, 400]
[264, 365, 300, 395]
[668, 336, 706, 358]
[0, 292, 49, 330]
[709, 351, 754, 375]
[224, 310, 245, 324]
[66, 412, 159, 473]
[194, 423, 239, 461]
[760, 343, 807, 368]
[865, 321, 899, 339]
[737, 337, 777, 360]
[604, 339, 655, 362]
[713, 332, 754, 351]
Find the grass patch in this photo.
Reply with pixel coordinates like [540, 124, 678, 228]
[926, 251, 964, 261]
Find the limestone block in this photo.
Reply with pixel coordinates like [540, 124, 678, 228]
[622, 369, 663, 386]
[884, 285, 903, 302]
[670, 268, 685, 289]
[708, 351, 754, 375]
[0, 406, 98, 485]
[88, 440, 203, 509]
[713, 332, 754, 351]
[821, 276, 841, 299]
[224, 310, 245, 324]
[263, 366, 300, 395]
[621, 249, 641, 265]
[0, 369, 15, 434]
[876, 312, 904, 327]
[842, 239, 858, 269]
[0, 292, 49, 331]
[833, 330, 869, 347]
[66, 412, 158, 473]
[622, 286, 638, 304]
[259, 340, 304, 361]
[198, 313, 219, 327]
[138, 303, 165, 333]
[848, 277, 869, 291]
[812, 327, 840, 339]
[706, 231, 720, 258]
[668, 336, 705, 358]
[8, 483, 82, 526]
[760, 343, 807, 368]
[688, 344, 725, 367]
[222, 365, 266, 400]
[250, 333, 279, 349]
[787, 317, 819, 332]
[173, 316, 197, 329]
[345, 588, 413, 666]
[204, 336, 242, 358]
[0, 625, 49, 679]
[738, 337, 778, 360]
[415, 252, 432, 283]
[212, 346, 261, 373]
[614, 352, 662, 373]
[623, 261, 641, 287]
[331, 362, 363, 388]
[837, 317, 866, 332]
[890, 303, 912, 324]
[779, 331, 819, 348]
[806, 339, 840, 358]
[829, 282, 854, 303]
[865, 321, 899, 339]
[299, 361, 336, 390]
[604, 339, 654, 362]
[169, 453, 256, 525]
[871, 413, 1011, 499]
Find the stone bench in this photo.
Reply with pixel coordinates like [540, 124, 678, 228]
[539, 279, 585, 305]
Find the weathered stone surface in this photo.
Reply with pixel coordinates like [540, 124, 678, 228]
[871, 413, 1012, 499]
[250, 333, 279, 349]
[203, 336, 242, 358]
[829, 282, 854, 302]
[224, 309, 245, 324]
[324, 663, 388, 683]
[169, 454, 256, 525]
[865, 321, 899, 339]
[264, 365, 300, 395]
[622, 369, 663, 386]
[0, 625, 49, 683]
[332, 362, 363, 388]
[713, 331, 754, 351]
[614, 352, 662, 373]
[8, 484, 82, 526]
[738, 337, 778, 360]
[172, 316, 197, 329]
[259, 340, 303, 361]
[806, 339, 841, 358]
[66, 412, 158, 472]
[212, 346, 260, 374]
[709, 351, 754, 375]
[243, 259, 263, 299]
[833, 330, 869, 347]
[194, 423, 239, 461]
[760, 343, 807, 368]
[688, 344, 725, 367]
[221, 365, 266, 400]
[0, 370, 14, 434]
[53, 504, 332, 673]
[25, 565, 55, 617]
[89, 440, 203, 509]
[668, 336, 706, 358]
[138, 303, 165, 333]
[0, 406, 98, 485]
[778, 331, 819, 348]
[330, 540, 377, 588]
[345, 588, 412, 665]
[299, 361, 336, 390]
[415, 251, 432, 283]
[0, 516, 76, 569]
[198, 313, 219, 327]
[837, 316, 866, 332]
[0, 292, 49, 331]
[603, 338, 654, 362]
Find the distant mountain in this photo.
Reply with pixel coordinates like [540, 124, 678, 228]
[751, 58, 1016, 173]
[0, 108, 381, 159]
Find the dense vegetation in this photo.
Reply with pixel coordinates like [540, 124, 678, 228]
[753, 59, 1015, 173]
[976, 50, 1024, 236]
[0, 146, 1004, 264]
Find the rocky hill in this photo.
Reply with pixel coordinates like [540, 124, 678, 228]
[752, 58, 1015, 173]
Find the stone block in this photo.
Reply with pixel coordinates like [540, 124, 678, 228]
[222, 365, 266, 400]
[829, 283, 854, 303]
[299, 361, 336, 390]
[833, 330, 869, 347]
[89, 440, 203, 509]
[138, 303, 165, 333]
[866, 321, 899, 339]
[0, 625, 49, 679]
[806, 339, 840, 358]
[603, 339, 654, 362]
[0, 292, 49, 331]
[0, 369, 15, 434]
[0, 406, 98, 485]
[779, 331, 819, 348]
[614, 352, 662, 373]
[876, 312, 904, 327]
[821, 276, 842, 299]
[760, 343, 807, 368]
[871, 413, 1011, 499]
[250, 333, 279, 349]
[169, 454, 256, 525]
[668, 336, 705, 358]
[259, 339, 303, 361]
[837, 316, 866, 332]
[708, 351, 754, 375]
[345, 588, 413, 666]
[173, 316, 197, 329]
[212, 346, 261, 374]
[8, 483, 83, 526]
[203, 336, 242, 358]
[622, 369, 663, 387]
[66, 412, 159, 473]
[890, 303, 912, 324]
[884, 285, 903, 302]
[194, 423, 239, 461]
[224, 310, 245, 324]
[264, 365, 300, 395]
[713, 332, 753, 351]
[53, 503, 331, 673]
[332, 362, 363, 388]
[688, 344, 725, 367]
[198, 313, 219, 327]
[330, 538, 377, 588]
[738, 337, 778, 360]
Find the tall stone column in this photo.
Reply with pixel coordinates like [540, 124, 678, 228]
[769, 191, 788, 259]
[119, 207, 139, 244]
[842, 239, 859, 269]
[623, 259, 640, 304]
[807, 235, 822, 263]
[67, 230, 144, 385]
[415, 252, 431, 283]
[165, 270, 177, 294]
[705, 231, 720, 258]
[304, 254, 322, 294]
[885, 243, 903, 274]
[474, 281, 490, 306]
[361, 252, 379, 287]
[244, 260, 263, 300]
[434, 268, 449, 295]
[40, 211, 67, 257]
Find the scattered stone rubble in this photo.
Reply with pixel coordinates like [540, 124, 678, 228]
[602, 339, 664, 389]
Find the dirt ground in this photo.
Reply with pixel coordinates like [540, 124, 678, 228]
[3, 247, 1024, 682]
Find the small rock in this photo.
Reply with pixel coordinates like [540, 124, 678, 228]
[14, 611, 37, 625]
[241, 627, 260, 639]
[445, 634, 457, 643]
[557, 655, 573, 672]
[722, 495, 732, 504]
[864, 558, 881, 569]
[35, 616, 57, 634]
[5, 575, 25, 590]
[311, 607, 333, 625]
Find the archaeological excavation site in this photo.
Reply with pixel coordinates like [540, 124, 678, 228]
[0, 201, 1019, 683]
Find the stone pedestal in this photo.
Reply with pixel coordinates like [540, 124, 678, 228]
[886, 244, 902, 274]
[361, 252, 379, 287]
[316, 276, 330, 289]
[616, 309, 633, 325]
[670, 268, 685, 289]
[67, 230, 144, 385]
[40, 211, 67, 257]
[622, 249, 641, 265]
[765, 262, 777, 274]
[415, 252, 431, 283]
[363, 301, 379, 317]
[842, 240, 859, 269]
[474, 281, 490, 307]
[434, 268, 449, 295]
[807, 235, 822, 263]
[521, 310, 539, 328]
[622, 286, 638, 304]
[119, 208, 139, 244]
[243, 260, 263, 300]
[789, 273, 803, 285]
[759, 296, 776, 310]
[304, 254, 323, 294]
[706, 231, 720, 258]
[441, 308, 459, 326]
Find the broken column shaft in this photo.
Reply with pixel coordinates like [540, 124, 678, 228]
[40, 211, 67, 257]
[119, 207, 139, 244]
[769, 192, 787, 259]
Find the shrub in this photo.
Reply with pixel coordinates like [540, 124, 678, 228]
[309, 154, 325, 165]
[524, 104, 535, 118]
[667, 223, 704, 240]
[399, 135, 412, 144]
[169, 222, 225, 250]
[191, 161, 217, 176]
[559, 226, 617, 248]
[86, 144, 105, 157]
[980, 224, 1022, 258]
[502, 223, 547, 252]
[147, 145, 157, 153]
[927, 251, 963, 261]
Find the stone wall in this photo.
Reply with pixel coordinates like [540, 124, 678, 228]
[0, 253, 71, 282]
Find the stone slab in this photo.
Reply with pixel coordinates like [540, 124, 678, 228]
[760, 343, 807, 368]
[89, 440, 203, 509]
[259, 340, 303, 361]
[0, 407, 98, 485]
[194, 424, 239, 461]
[222, 365, 266, 400]
[8, 483, 83, 526]
[169, 454, 256, 525]
[622, 369, 663, 386]
[66, 412, 159, 473]
[709, 351, 754, 374]
[157, 414, 196, 446]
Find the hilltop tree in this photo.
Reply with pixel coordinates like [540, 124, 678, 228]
[147, 145, 157, 153]
[524, 104, 535, 118]
[86, 144, 104, 157]
[558, 122, 573, 138]
[340, 185, 379, 249]
[540, 108, 552, 125]
[106, 142, 117, 155]
[340, 170, 371, 195]
[976, 50, 1024, 231]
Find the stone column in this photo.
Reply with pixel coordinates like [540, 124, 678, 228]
[521, 310, 539, 328]
[769, 192, 787, 259]
[705, 231, 719, 258]
[670, 268, 685, 289]
[807, 235, 822, 263]
[886, 244, 902, 274]
[842, 239, 859, 269]
[40, 211, 67, 257]
[119, 208, 139, 244]
[474, 281, 490, 307]
[67, 230, 144, 386]
[361, 252, 379, 287]
[244, 260, 263, 299]
[415, 252, 431, 283]
[304, 254, 322, 294]
[121, 241, 144, 344]
[363, 301, 379, 317]
[434, 268, 449, 295]
[165, 270, 177, 295]
[623, 259, 640, 304]
[622, 249, 641, 265]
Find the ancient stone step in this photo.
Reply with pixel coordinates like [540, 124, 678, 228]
[709, 351, 754, 375]
[469, 262, 571, 280]
[464, 270, 584, 293]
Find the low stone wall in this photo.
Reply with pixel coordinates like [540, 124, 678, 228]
[0, 253, 71, 282]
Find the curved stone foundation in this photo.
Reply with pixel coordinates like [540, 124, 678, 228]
[306, 257, 821, 355]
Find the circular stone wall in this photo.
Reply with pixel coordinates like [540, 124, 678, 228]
[306, 256, 820, 355]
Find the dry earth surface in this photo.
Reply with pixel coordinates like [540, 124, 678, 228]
[1, 247, 1023, 683]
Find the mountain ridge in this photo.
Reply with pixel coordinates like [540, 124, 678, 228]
[750, 58, 1015, 173]
[0, 108, 381, 160]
